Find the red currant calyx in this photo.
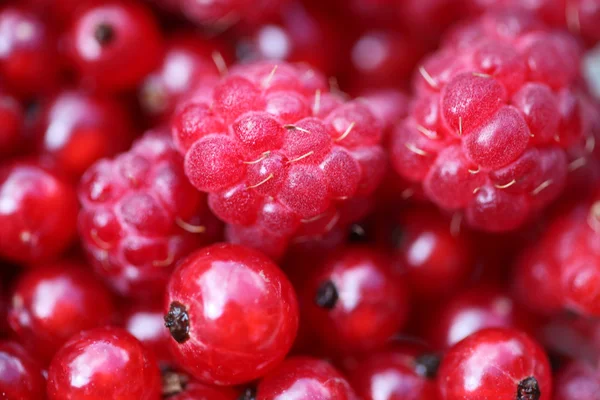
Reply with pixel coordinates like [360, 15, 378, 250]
[314, 280, 338, 309]
[164, 301, 190, 343]
[517, 376, 540, 400]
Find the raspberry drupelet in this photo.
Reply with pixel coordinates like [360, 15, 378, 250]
[78, 129, 221, 297]
[163, 243, 298, 385]
[391, 10, 591, 232]
[173, 61, 385, 258]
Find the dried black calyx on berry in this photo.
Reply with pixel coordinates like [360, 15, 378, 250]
[94, 23, 115, 45]
[162, 370, 189, 397]
[314, 280, 339, 309]
[164, 301, 190, 343]
[517, 376, 540, 400]
[348, 223, 368, 243]
[414, 353, 441, 379]
[238, 387, 256, 400]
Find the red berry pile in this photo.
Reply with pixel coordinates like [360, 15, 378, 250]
[0, 1, 599, 399]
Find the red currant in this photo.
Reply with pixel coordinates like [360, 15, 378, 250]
[0, 161, 78, 264]
[35, 89, 134, 178]
[0, 341, 46, 400]
[68, 1, 163, 92]
[123, 302, 173, 365]
[7, 260, 115, 363]
[437, 328, 552, 400]
[162, 370, 240, 400]
[301, 246, 409, 354]
[554, 360, 600, 400]
[0, 7, 60, 97]
[164, 243, 298, 385]
[47, 327, 162, 400]
[257, 356, 359, 399]
[0, 88, 23, 157]
[348, 341, 441, 400]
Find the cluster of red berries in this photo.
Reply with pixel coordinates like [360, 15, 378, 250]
[0, 0, 600, 399]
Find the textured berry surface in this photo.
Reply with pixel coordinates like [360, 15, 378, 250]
[78, 129, 220, 297]
[68, 1, 163, 92]
[257, 356, 359, 400]
[0, 341, 46, 400]
[36, 90, 134, 178]
[391, 10, 590, 232]
[437, 328, 552, 400]
[164, 243, 298, 385]
[174, 60, 385, 257]
[0, 161, 78, 264]
[47, 327, 162, 400]
[301, 247, 409, 354]
[7, 261, 115, 363]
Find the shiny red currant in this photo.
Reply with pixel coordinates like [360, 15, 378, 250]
[437, 328, 552, 400]
[68, 1, 163, 92]
[0, 341, 46, 400]
[554, 360, 600, 400]
[35, 90, 134, 179]
[7, 260, 115, 363]
[164, 243, 298, 385]
[123, 302, 173, 365]
[257, 356, 359, 399]
[301, 246, 409, 354]
[348, 341, 441, 400]
[47, 327, 162, 400]
[0, 161, 78, 264]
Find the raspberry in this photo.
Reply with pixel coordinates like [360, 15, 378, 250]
[391, 10, 589, 232]
[514, 193, 600, 317]
[173, 61, 385, 257]
[78, 129, 221, 297]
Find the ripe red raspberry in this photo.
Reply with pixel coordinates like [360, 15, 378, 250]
[514, 193, 600, 317]
[391, 10, 589, 232]
[173, 61, 385, 257]
[78, 129, 221, 297]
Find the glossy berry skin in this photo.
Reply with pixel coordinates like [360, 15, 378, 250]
[554, 360, 600, 400]
[426, 287, 534, 350]
[174, 60, 385, 257]
[36, 90, 133, 178]
[0, 88, 23, 156]
[68, 1, 163, 92]
[0, 341, 46, 400]
[162, 372, 240, 400]
[391, 208, 474, 299]
[237, 1, 342, 75]
[391, 10, 588, 232]
[47, 327, 161, 400]
[437, 328, 552, 400]
[123, 302, 172, 365]
[347, 341, 440, 400]
[0, 7, 60, 97]
[7, 261, 115, 363]
[514, 194, 600, 317]
[257, 357, 359, 400]
[78, 129, 219, 297]
[301, 247, 409, 354]
[0, 161, 78, 264]
[139, 35, 227, 122]
[164, 243, 298, 385]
